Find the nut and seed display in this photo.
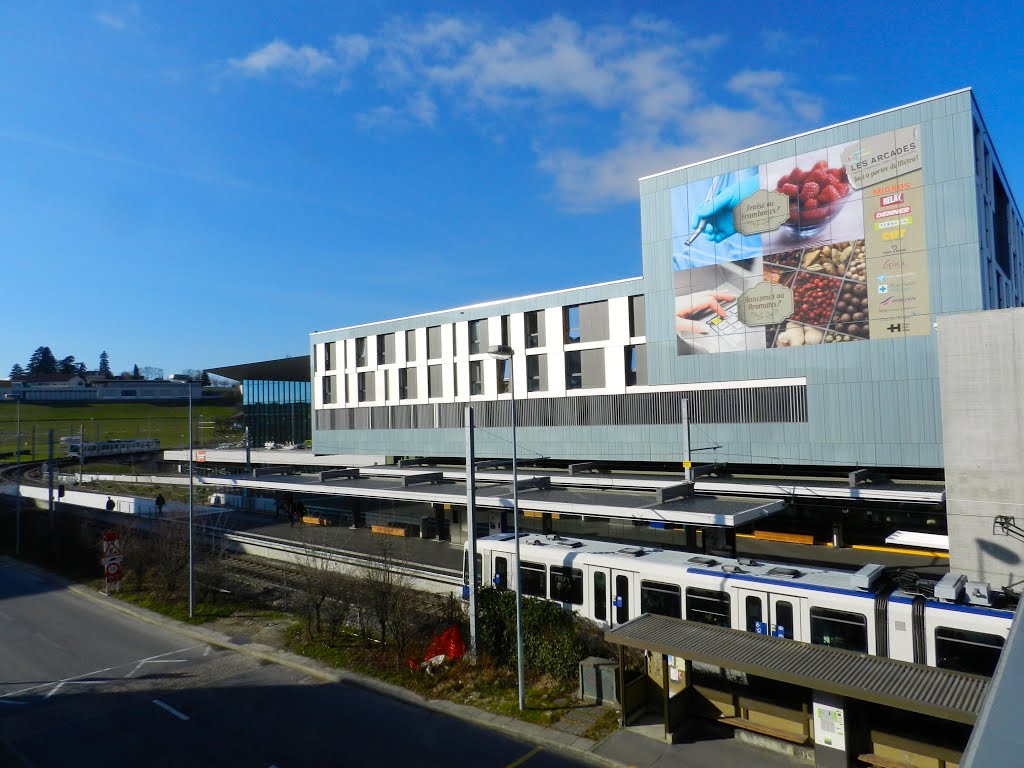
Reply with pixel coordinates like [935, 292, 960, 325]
[763, 238, 869, 346]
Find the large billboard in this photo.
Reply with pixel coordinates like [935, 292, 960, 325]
[671, 126, 929, 355]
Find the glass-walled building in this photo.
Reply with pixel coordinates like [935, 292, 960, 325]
[209, 357, 311, 447]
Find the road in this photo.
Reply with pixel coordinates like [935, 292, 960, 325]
[0, 558, 592, 767]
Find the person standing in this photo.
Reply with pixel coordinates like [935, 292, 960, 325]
[155, 493, 165, 516]
[105, 496, 115, 513]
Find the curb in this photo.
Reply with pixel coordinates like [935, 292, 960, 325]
[13, 559, 622, 768]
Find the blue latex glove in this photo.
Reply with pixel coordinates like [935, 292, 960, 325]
[691, 173, 761, 243]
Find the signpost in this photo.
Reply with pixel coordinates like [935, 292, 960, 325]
[102, 531, 123, 594]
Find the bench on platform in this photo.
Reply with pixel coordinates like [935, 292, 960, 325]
[752, 530, 815, 546]
[718, 716, 810, 745]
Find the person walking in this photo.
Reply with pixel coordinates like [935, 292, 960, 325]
[105, 496, 115, 512]
[155, 493, 165, 516]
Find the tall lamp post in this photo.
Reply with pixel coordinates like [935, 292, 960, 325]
[176, 377, 196, 619]
[488, 344, 525, 711]
[5, 393, 23, 556]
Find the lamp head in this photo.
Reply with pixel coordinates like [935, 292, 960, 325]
[487, 344, 514, 359]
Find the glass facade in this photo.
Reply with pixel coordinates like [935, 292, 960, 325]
[243, 379, 311, 447]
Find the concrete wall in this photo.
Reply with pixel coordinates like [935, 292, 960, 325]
[940, 308, 1024, 588]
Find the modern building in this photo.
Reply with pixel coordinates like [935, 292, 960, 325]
[302, 88, 1024, 586]
[208, 356, 312, 448]
[310, 88, 1022, 474]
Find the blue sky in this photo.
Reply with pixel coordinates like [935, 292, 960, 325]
[2, 1, 1022, 379]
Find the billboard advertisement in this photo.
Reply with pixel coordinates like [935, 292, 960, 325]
[671, 126, 929, 355]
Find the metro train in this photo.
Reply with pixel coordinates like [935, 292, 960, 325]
[67, 438, 161, 459]
[465, 533, 1016, 677]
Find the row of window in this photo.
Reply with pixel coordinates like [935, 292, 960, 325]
[315, 385, 809, 430]
[321, 345, 649, 405]
[316, 296, 647, 372]
[468, 555, 1004, 677]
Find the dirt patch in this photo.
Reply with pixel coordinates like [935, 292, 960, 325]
[206, 613, 292, 648]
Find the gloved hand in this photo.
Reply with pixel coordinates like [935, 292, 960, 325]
[691, 173, 761, 243]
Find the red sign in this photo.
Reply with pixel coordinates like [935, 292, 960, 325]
[196, 450, 206, 463]
[105, 561, 122, 581]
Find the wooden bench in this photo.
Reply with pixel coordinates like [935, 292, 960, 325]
[718, 716, 810, 745]
[302, 515, 332, 527]
[752, 530, 815, 546]
[857, 755, 917, 768]
[371, 524, 410, 537]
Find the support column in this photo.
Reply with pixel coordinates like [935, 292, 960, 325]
[350, 498, 364, 528]
[433, 502, 446, 541]
[812, 692, 854, 768]
[662, 653, 671, 742]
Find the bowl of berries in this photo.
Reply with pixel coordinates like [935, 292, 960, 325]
[776, 161, 852, 237]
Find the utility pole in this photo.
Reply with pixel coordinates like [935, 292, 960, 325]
[464, 406, 478, 657]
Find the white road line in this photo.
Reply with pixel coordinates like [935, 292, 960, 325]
[125, 659, 188, 678]
[152, 699, 190, 721]
[46, 680, 103, 699]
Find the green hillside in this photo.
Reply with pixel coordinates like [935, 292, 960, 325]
[0, 401, 244, 462]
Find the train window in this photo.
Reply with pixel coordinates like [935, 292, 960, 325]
[494, 557, 508, 590]
[810, 607, 867, 652]
[775, 601, 795, 640]
[685, 587, 731, 628]
[520, 561, 546, 597]
[745, 595, 763, 633]
[615, 575, 630, 624]
[935, 627, 1004, 677]
[594, 572, 607, 622]
[641, 581, 682, 619]
[549, 566, 583, 605]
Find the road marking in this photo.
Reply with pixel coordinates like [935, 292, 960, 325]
[152, 699, 190, 721]
[0, 699, 26, 705]
[124, 659, 188, 675]
[506, 746, 542, 768]
[46, 680, 103, 699]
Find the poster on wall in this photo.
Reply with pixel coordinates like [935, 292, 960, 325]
[671, 125, 930, 355]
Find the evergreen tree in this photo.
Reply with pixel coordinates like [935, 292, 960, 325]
[9, 363, 25, 379]
[200, 370, 211, 386]
[58, 355, 77, 374]
[27, 346, 58, 375]
[132, 364, 141, 379]
[98, 351, 111, 374]
[76, 363, 87, 375]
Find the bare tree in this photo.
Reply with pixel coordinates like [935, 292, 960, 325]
[118, 518, 157, 591]
[361, 539, 417, 657]
[151, 519, 190, 596]
[292, 529, 354, 640]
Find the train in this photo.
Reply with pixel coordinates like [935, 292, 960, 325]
[66, 438, 161, 459]
[465, 532, 1016, 677]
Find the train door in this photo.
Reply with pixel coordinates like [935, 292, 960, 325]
[586, 566, 636, 627]
[491, 553, 509, 590]
[735, 588, 804, 641]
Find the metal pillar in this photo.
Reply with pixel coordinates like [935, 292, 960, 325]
[465, 406, 478, 657]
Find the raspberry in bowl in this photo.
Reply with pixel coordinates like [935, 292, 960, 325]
[776, 162, 851, 237]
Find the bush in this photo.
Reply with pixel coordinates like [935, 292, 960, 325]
[476, 588, 585, 681]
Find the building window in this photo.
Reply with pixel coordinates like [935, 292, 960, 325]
[399, 368, 417, 400]
[427, 325, 442, 360]
[428, 364, 443, 398]
[565, 348, 604, 390]
[526, 354, 546, 393]
[500, 315, 510, 346]
[525, 310, 544, 349]
[469, 319, 487, 354]
[453, 364, 460, 398]
[355, 337, 367, 367]
[625, 344, 647, 386]
[357, 372, 374, 402]
[377, 333, 395, 365]
[469, 360, 483, 395]
[405, 330, 417, 362]
[324, 341, 337, 371]
[564, 306, 581, 343]
[628, 295, 646, 338]
[321, 375, 335, 405]
[383, 371, 391, 401]
[496, 358, 511, 395]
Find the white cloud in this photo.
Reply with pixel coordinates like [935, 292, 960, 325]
[96, 12, 125, 30]
[226, 15, 827, 210]
[96, 4, 139, 31]
[229, 40, 336, 79]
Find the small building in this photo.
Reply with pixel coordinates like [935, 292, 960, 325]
[10, 374, 203, 403]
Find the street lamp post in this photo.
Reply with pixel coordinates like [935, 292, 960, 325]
[488, 344, 525, 711]
[188, 379, 194, 619]
[5, 393, 22, 556]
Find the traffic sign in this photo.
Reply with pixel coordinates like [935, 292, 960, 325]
[102, 532, 122, 559]
[105, 561, 122, 580]
[101, 555, 123, 567]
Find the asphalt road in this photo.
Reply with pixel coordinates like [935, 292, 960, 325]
[0, 559, 592, 768]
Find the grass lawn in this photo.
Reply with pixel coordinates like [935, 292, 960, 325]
[0, 401, 243, 460]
